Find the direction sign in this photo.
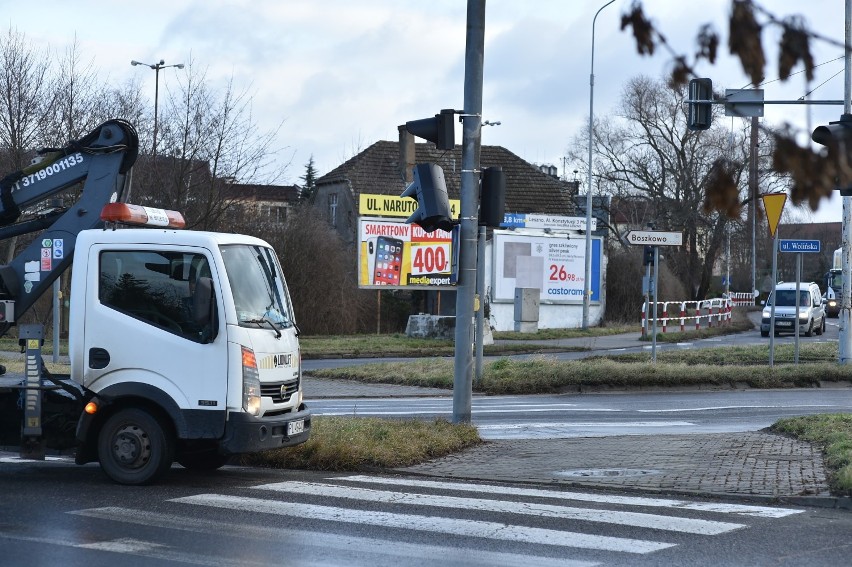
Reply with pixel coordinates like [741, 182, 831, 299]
[625, 230, 683, 246]
[780, 239, 821, 253]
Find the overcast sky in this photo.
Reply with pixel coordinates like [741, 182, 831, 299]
[0, 0, 846, 223]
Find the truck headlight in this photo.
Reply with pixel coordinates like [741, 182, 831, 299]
[241, 346, 261, 416]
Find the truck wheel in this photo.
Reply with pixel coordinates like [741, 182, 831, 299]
[98, 408, 174, 485]
[177, 450, 230, 471]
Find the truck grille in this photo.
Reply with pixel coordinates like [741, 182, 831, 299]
[260, 379, 300, 403]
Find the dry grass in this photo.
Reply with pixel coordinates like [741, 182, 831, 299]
[238, 416, 482, 471]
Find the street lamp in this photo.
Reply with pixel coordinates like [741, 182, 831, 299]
[131, 59, 184, 157]
[583, 0, 615, 330]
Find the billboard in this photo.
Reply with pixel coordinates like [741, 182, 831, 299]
[492, 231, 602, 303]
[358, 218, 457, 289]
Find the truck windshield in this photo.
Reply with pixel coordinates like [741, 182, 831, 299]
[220, 244, 295, 328]
[829, 272, 842, 290]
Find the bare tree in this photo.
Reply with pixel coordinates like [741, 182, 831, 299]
[569, 75, 786, 299]
[130, 59, 289, 231]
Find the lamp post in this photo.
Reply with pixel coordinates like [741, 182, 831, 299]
[583, 0, 615, 329]
[131, 59, 184, 157]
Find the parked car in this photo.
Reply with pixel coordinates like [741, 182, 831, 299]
[760, 282, 826, 337]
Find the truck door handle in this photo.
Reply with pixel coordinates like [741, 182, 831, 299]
[88, 347, 110, 369]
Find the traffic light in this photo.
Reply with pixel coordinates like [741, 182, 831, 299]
[401, 163, 453, 233]
[687, 78, 713, 131]
[479, 166, 506, 227]
[812, 114, 852, 196]
[405, 109, 456, 150]
[643, 245, 655, 266]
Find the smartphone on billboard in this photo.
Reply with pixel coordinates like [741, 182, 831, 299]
[373, 236, 403, 285]
[366, 237, 377, 285]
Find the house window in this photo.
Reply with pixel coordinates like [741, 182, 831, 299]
[261, 205, 288, 223]
[328, 193, 338, 227]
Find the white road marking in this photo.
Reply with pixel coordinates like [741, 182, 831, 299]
[172, 493, 675, 554]
[637, 405, 836, 413]
[476, 421, 694, 430]
[70, 507, 592, 567]
[337, 476, 803, 519]
[0, 532, 264, 566]
[253, 481, 744, 535]
[314, 408, 622, 416]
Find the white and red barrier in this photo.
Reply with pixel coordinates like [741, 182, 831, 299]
[641, 297, 732, 335]
[726, 292, 755, 307]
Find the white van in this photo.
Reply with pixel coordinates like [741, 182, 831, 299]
[760, 282, 826, 337]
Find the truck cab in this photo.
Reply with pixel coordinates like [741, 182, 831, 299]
[70, 221, 310, 484]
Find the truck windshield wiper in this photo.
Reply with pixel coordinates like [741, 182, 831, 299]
[244, 317, 282, 339]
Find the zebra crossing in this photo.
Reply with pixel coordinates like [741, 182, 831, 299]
[63, 474, 803, 566]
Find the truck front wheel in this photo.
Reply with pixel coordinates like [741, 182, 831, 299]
[98, 408, 174, 485]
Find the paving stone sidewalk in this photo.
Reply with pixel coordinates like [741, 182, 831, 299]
[397, 432, 842, 505]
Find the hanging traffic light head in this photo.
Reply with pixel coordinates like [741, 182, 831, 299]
[405, 109, 456, 150]
[687, 78, 713, 131]
[643, 245, 655, 266]
[812, 114, 852, 196]
[400, 163, 453, 233]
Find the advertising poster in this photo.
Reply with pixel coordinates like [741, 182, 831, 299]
[493, 232, 601, 303]
[358, 218, 457, 289]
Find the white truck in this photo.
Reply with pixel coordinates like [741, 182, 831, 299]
[824, 247, 841, 317]
[0, 120, 310, 484]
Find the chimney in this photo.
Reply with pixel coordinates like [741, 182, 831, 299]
[398, 125, 415, 183]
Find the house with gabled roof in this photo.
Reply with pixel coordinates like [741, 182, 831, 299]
[312, 127, 606, 329]
[314, 127, 576, 246]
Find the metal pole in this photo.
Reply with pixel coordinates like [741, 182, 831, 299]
[750, 116, 758, 301]
[452, 0, 485, 424]
[643, 261, 651, 338]
[52, 278, 60, 364]
[794, 252, 802, 364]
[153, 65, 160, 157]
[651, 246, 659, 363]
[584, 0, 615, 330]
[841, 0, 852, 364]
[475, 225, 486, 383]
[769, 233, 779, 367]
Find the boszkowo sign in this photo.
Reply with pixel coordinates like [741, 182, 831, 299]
[625, 230, 683, 246]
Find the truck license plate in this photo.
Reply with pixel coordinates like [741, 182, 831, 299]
[287, 420, 304, 436]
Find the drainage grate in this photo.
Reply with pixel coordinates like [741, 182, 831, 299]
[556, 468, 662, 478]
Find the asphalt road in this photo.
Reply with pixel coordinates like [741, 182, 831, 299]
[309, 388, 852, 439]
[1, 458, 851, 567]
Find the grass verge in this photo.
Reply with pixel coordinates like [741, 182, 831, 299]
[307, 350, 852, 395]
[238, 416, 482, 470]
[771, 414, 852, 497]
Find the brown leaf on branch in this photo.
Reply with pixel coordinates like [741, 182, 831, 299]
[778, 17, 814, 81]
[729, 0, 765, 85]
[772, 131, 837, 210]
[621, 2, 655, 56]
[696, 24, 719, 64]
[703, 158, 742, 217]
[669, 57, 690, 87]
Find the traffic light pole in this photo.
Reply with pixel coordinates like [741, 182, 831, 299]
[452, 0, 485, 424]
[841, 0, 852, 365]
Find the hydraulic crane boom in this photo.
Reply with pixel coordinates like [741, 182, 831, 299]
[0, 119, 138, 334]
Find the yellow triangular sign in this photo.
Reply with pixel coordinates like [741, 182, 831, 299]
[761, 193, 787, 238]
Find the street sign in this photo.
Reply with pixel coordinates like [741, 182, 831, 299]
[780, 239, 821, 253]
[761, 193, 787, 238]
[625, 230, 683, 246]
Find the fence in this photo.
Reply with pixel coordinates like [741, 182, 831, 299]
[641, 297, 732, 337]
[726, 292, 755, 307]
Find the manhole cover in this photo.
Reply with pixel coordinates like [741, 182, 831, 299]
[556, 468, 662, 478]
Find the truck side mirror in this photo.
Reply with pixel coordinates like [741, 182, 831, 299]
[192, 276, 217, 342]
